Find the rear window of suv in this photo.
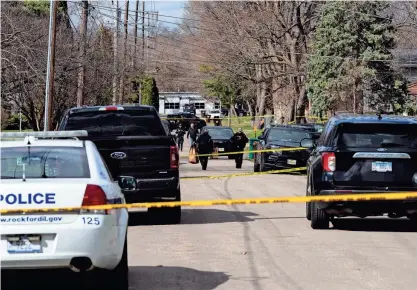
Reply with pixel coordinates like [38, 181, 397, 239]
[61, 110, 166, 136]
[1, 147, 90, 179]
[335, 123, 417, 148]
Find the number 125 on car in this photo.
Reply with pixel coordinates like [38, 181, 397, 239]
[82, 217, 101, 225]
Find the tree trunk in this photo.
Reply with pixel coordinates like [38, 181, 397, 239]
[296, 84, 307, 123]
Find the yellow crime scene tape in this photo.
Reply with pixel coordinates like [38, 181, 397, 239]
[2, 192, 417, 214]
[180, 147, 306, 158]
[181, 167, 306, 180]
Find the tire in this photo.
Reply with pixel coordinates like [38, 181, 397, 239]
[259, 154, 267, 172]
[106, 235, 128, 290]
[148, 190, 181, 224]
[306, 177, 312, 221]
[310, 201, 329, 229]
[253, 153, 260, 172]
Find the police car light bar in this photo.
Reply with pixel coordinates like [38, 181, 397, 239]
[0, 130, 88, 139]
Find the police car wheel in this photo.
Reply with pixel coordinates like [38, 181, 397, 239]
[311, 202, 329, 230]
[106, 235, 128, 290]
[306, 178, 312, 221]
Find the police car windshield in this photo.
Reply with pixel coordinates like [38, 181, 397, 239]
[63, 110, 166, 136]
[1, 147, 90, 179]
[206, 128, 233, 139]
[268, 128, 311, 143]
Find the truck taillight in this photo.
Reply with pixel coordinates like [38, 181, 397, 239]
[170, 146, 179, 169]
[81, 184, 108, 214]
[322, 152, 336, 172]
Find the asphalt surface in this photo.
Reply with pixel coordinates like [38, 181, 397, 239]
[126, 147, 417, 290]
[3, 146, 417, 290]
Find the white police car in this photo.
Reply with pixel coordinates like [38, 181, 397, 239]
[0, 131, 129, 290]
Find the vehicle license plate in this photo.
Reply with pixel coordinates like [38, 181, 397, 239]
[287, 159, 296, 165]
[7, 236, 41, 254]
[218, 148, 225, 152]
[372, 161, 392, 172]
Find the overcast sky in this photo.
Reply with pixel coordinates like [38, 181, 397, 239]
[70, 1, 186, 29]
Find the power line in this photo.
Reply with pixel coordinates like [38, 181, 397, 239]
[93, 5, 417, 65]
[90, 3, 269, 40]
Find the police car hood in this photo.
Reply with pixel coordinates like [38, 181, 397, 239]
[0, 179, 90, 212]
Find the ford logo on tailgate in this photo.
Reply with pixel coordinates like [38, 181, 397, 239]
[110, 152, 127, 160]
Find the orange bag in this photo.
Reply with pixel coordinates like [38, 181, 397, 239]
[188, 146, 199, 164]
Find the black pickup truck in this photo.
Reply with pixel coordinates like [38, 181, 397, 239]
[58, 105, 181, 224]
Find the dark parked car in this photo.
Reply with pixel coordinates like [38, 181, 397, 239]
[306, 114, 417, 229]
[59, 105, 181, 224]
[203, 126, 235, 159]
[253, 126, 317, 172]
[183, 104, 196, 115]
[166, 113, 206, 131]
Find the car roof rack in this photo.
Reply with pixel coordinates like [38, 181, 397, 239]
[0, 130, 88, 141]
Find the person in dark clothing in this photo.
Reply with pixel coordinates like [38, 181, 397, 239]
[196, 128, 214, 170]
[176, 126, 186, 151]
[231, 128, 249, 169]
[187, 123, 198, 146]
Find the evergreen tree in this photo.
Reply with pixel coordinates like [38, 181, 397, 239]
[307, 1, 408, 115]
[130, 75, 159, 110]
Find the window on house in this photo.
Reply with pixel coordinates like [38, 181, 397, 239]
[214, 103, 220, 109]
[193, 103, 205, 109]
[164, 102, 180, 109]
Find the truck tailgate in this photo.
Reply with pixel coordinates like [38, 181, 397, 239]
[89, 136, 172, 179]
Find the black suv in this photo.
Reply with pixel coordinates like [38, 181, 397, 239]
[306, 114, 417, 229]
[59, 105, 181, 224]
[254, 126, 318, 172]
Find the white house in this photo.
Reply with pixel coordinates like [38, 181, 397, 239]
[159, 92, 220, 116]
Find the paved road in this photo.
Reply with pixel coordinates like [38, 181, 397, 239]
[126, 154, 417, 290]
[3, 149, 417, 290]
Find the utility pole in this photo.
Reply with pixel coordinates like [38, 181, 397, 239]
[119, 0, 129, 104]
[133, 0, 139, 69]
[142, 0, 145, 71]
[146, 9, 150, 73]
[112, 1, 120, 105]
[76, 1, 88, 107]
[43, 0, 58, 132]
